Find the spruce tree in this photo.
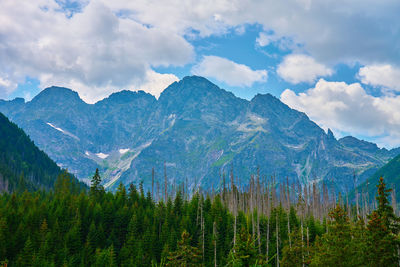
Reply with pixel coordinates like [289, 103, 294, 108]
[281, 229, 311, 267]
[227, 227, 258, 267]
[0, 218, 7, 261]
[166, 230, 202, 266]
[366, 177, 400, 266]
[310, 205, 358, 267]
[90, 169, 104, 200]
[19, 237, 34, 267]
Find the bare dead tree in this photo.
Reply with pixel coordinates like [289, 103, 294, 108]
[164, 162, 168, 202]
[286, 178, 291, 249]
[152, 167, 155, 201]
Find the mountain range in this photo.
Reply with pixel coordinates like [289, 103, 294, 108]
[1, 76, 399, 192]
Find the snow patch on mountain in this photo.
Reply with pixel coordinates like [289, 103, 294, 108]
[96, 153, 109, 159]
[46, 122, 80, 140]
[103, 140, 153, 189]
[119, 148, 130, 154]
[47, 122, 65, 133]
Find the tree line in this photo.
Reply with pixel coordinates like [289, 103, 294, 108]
[0, 169, 399, 266]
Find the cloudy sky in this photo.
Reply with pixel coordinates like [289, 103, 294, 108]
[1, 0, 400, 148]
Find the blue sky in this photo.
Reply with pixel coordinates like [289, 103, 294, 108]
[1, 0, 400, 148]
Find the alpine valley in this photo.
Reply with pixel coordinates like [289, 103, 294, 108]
[1, 76, 398, 191]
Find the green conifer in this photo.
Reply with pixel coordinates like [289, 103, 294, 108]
[166, 230, 202, 266]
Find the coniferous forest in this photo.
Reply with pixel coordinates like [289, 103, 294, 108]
[1, 168, 399, 267]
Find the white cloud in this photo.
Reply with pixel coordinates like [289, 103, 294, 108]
[103, 0, 400, 65]
[281, 79, 400, 148]
[137, 70, 179, 99]
[256, 32, 295, 51]
[277, 54, 333, 84]
[40, 70, 179, 103]
[358, 64, 400, 91]
[256, 32, 274, 47]
[1, 0, 399, 101]
[192, 55, 267, 87]
[0, 76, 17, 98]
[0, 0, 193, 102]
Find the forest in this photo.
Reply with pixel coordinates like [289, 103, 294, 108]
[0, 112, 62, 192]
[0, 168, 399, 267]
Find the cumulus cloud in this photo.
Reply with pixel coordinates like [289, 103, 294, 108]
[40, 70, 179, 103]
[104, 0, 400, 65]
[277, 54, 333, 84]
[280, 79, 400, 148]
[256, 32, 295, 51]
[358, 64, 400, 91]
[256, 32, 275, 47]
[192, 55, 267, 87]
[137, 71, 179, 99]
[0, 0, 193, 102]
[0, 76, 17, 98]
[1, 0, 399, 101]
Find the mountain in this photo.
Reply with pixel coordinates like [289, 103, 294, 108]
[0, 112, 70, 192]
[1, 76, 398, 191]
[353, 153, 400, 201]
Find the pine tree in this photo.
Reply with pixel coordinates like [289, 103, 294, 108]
[366, 177, 400, 266]
[281, 228, 311, 267]
[38, 219, 50, 262]
[227, 227, 258, 267]
[65, 223, 82, 265]
[94, 246, 117, 267]
[310, 205, 359, 267]
[19, 237, 34, 267]
[84, 222, 98, 266]
[0, 218, 7, 261]
[166, 230, 202, 266]
[90, 169, 104, 200]
[376, 176, 400, 233]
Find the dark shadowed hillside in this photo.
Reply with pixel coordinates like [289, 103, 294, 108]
[0, 112, 81, 192]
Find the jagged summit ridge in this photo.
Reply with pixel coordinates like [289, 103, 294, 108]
[0, 76, 398, 191]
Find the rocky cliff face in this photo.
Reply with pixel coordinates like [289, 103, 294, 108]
[1, 76, 398, 191]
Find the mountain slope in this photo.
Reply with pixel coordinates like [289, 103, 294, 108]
[354, 153, 400, 201]
[0, 76, 398, 191]
[0, 112, 65, 192]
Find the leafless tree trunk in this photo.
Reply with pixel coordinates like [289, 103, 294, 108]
[164, 162, 168, 202]
[286, 179, 291, 249]
[156, 181, 160, 203]
[230, 169, 237, 251]
[152, 167, 155, 200]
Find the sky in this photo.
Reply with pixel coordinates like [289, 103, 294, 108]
[1, 0, 400, 148]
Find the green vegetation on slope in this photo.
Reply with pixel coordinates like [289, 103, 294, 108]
[0, 112, 84, 192]
[356, 153, 400, 201]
